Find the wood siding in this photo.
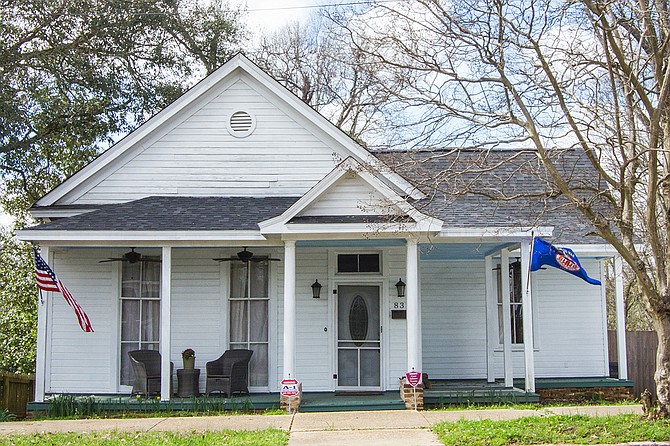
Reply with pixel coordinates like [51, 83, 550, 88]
[421, 260, 488, 378]
[421, 259, 607, 379]
[47, 249, 118, 393]
[301, 176, 389, 216]
[526, 259, 608, 377]
[74, 77, 341, 204]
[171, 248, 227, 392]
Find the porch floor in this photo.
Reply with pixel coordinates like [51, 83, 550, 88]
[28, 378, 628, 414]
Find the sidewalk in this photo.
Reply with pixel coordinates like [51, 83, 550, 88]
[0, 405, 647, 445]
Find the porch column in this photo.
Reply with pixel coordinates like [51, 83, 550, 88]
[614, 255, 628, 380]
[501, 249, 514, 387]
[160, 246, 172, 401]
[34, 247, 50, 402]
[520, 239, 535, 393]
[406, 238, 421, 372]
[485, 255, 496, 383]
[283, 240, 296, 379]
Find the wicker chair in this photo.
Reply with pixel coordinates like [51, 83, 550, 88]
[128, 350, 173, 396]
[205, 349, 253, 396]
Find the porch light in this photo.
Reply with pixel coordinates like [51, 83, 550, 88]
[311, 279, 323, 299]
[395, 278, 406, 298]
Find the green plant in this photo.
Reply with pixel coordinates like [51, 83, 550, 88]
[0, 408, 17, 422]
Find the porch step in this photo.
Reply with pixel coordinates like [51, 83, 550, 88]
[299, 392, 406, 412]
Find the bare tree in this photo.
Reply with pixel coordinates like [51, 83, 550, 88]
[339, 0, 670, 416]
[252, 16, 393, 143]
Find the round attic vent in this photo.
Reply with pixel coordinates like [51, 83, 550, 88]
[227, 110, 256, 137]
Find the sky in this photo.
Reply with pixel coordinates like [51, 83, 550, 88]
[240, 0, 329, 33]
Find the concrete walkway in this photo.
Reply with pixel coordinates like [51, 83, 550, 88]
[0, 405, 649, 445]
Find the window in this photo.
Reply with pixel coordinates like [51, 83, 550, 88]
[337, 253, 380, 273]
[120, 259, 161, 386]
[229, 260, 269, 387]
[497, 260, 523, 344]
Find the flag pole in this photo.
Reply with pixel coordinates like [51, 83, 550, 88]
[526, 231, 535, 294]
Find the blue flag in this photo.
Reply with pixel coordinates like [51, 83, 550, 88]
[530, 237, 601, 286]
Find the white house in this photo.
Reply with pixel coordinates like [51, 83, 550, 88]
[18, 54, 631, 409]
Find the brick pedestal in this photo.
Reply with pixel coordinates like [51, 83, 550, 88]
[400, 378, 424, 410]
[280, 382, 302, 413]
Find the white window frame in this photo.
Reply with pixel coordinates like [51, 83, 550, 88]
[228, 258, 270, 390]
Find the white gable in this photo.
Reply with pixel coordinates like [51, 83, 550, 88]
[300, 174, 394, 217]
[37, 55, 423, 208]
[260, 159, 443, 235]
[67, 77, 341, 204]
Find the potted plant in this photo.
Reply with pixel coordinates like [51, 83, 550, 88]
[182, 348, 195, 370]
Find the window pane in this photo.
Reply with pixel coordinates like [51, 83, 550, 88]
[121, 300, 140, 341]
[358, 254, 380, 273]
[360, 349, 380, 386]
[249, 260, 269, 298]
[141, 300, 160, 342]
[122, 262, 140, 297]
[338, 349, 358, 386]
[248, 344, 268, 387]
[512, 305, 524, 344]
[120, 343, 136, 386]
[230, 300, 249, 342]
[249, 300, 268, 342]
[497, 305, 504, 344]
[337, 254, 358, 273]
[141, 261, 161, 298]
[230, 262, 248, 298]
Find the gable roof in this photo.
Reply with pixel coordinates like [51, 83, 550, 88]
[34, 54, 422, 209]
[378, 149, 607, 244]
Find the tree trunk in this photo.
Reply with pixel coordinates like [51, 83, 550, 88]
[653, 315, 670, 418]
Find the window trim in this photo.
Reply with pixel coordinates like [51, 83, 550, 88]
[495, 258, 538, 349]
[228, 258, 270, 389]
[119, 258, 161, 387]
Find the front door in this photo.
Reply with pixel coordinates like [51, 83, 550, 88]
[336, 285, 381, 390]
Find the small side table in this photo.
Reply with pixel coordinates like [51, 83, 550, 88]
[176, 369, 200, 397]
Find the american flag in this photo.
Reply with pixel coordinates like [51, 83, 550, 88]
[34, 250, 94, 332]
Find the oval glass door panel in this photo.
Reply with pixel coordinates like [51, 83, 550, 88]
[349, 295, 368, 346]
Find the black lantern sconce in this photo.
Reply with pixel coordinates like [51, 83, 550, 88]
[395, 278, 406, 298]
[311, 279, 323, 299]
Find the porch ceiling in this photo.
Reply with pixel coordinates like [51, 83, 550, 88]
[420, 242, 515, 260]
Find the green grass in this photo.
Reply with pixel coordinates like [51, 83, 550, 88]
[0, 429, 288, 446]
[433, 414, 670, 445]
[429, 399, 639, 412]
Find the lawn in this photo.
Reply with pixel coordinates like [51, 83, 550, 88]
[0, 429, 288, 446]
[433, 414, 670, 445]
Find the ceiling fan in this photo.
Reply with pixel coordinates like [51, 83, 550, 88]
[99, 248, 161, 264]
[213, 247, 280, 263]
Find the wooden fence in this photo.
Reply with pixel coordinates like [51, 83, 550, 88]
[0, 371, 35, 418]
[608, 330, 657, 400]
